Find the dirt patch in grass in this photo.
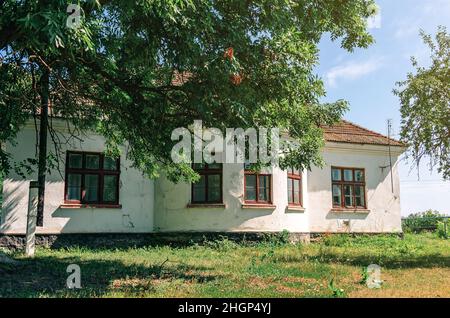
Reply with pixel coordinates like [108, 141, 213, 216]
[349, 267, 450, 298]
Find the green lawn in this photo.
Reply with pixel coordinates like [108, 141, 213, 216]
[1, 233, 449, 298]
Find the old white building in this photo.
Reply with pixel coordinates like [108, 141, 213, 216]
[0, 119, 405, 237]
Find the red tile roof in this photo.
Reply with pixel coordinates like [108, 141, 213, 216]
[322, 120, 405, 147]
[171, 71, 192, 86]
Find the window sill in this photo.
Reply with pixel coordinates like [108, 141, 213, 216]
[330, 208, 370, 214]
[242, 203, 276, 209]
[187, 203, 226, 209]
[60, 203, 122, 209]
[286, 206, 305, 212]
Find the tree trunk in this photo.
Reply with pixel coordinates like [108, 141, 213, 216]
[36, 69, 49, 227]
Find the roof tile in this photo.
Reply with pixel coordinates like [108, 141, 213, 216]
[322, 120, 405, 147]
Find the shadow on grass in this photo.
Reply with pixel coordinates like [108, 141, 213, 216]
[0, 255, 220, 297]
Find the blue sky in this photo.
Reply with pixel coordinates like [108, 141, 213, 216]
[315, 0, 450, 216]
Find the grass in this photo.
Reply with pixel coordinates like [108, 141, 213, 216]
[0, 233, 449, 298]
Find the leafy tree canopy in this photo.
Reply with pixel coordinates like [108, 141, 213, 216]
[1, 0, 376, 181]
[394, 27, 450, 180]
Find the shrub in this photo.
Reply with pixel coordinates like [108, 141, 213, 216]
[203, 236, 238, 251]
[322, 234, 352, 247]
[263, 230, 291, 246]
[360, 267, 369, 285]
[402, 210, 446, 233]
[436, 221, 449, 239]
[328, 278, 346, 298]
[278, 229, 290, 244]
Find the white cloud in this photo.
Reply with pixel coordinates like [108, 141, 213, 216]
[394, 23, 418, 39]
[325, 58, 383, 87]
[422, 0, 450, 16]
[393, 0, 450, 39]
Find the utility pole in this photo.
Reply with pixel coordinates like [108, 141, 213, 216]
[36, 68, 49, 227]
[387, 119, 394, 194]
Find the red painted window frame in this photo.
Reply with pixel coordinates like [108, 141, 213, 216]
[287, 168, 302, 207]
[244, 170, 272, 204]
[64, 151, 120, 206]
[191, 163, 223, 204]
[331, 166, 366, 209]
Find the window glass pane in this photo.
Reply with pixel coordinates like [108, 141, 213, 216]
[103, 175, 118, 202]
[293, 178, 300, 192]
[344, 169, 353, 181]
[104, 157, 118, 170]
[67, 174, 81, 200]
[355, 197, 363, 207]
[193, 163, 205, 170]
[287, 178, 295, 203]
[344, 185, 354, 206]
[258, 175, 270, 201]
[355, 185, 361, 196]
[331, 168, 341, 181]
[355, 185, 365, 207]
[84, 175, 99, 202]
[344, 184, 353, 195]
[355, 170, 364, 182]
[68, 153, 82, 169]
[245, 174, 256, 201]
[287, 178, 293, 190]
[207, 174, 221, 202]
[332, 184, 341, 206]
[287, 179, 293, 203]
[193, 175, 206, 202]
[293, 168, 300, 175]
[293, 179, 301, 204]
[208, 163, 221, 170]
[86, 155, 100, 169]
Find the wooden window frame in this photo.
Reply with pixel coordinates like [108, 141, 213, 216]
[191, 163, 223, 204]
[331, 166, 366, 209]
[64, 151, 120, 206]
[287, 168, 302, 207]
[244, 170, 272, 204]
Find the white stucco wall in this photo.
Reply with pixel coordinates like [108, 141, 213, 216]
[154, 163, 310, 233]
[308, 142, 403, 233]
[155, 143, 403, 233]
[0, 121, 154, 234]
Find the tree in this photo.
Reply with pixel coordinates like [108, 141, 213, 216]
[1, 0, 377, 224]
[1, 0, 99, 225]
[394, 26, 450, 179]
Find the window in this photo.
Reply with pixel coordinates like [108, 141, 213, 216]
[65, 152, 120, 205]
[244, 169, 272, 204]
[191, 163, 222, 203]
[331, 167, 366, 209]
[287, 167, 302, 206]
